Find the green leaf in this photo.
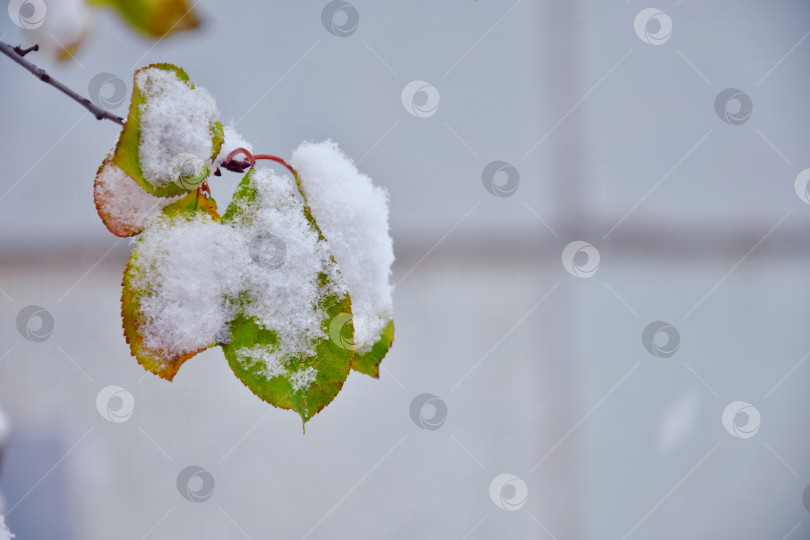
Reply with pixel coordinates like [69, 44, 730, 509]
[112, 63, 223, 198]
[90, 0, 201, 39]
[121, 189, 220, 381]
[350, 320, 395, 378]
[240, 161, 395, 381]
[220, 169, 354, 425]
[222, 305, 353, 426]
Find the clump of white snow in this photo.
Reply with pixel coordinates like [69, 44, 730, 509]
[95, 161, 180, 236]
[136, 67, 219, 187]
[0, 514, 13, 540]
[227, 166, 347, 357]
[236, 347, 318, 392]
[236, 346, 287, 378]
[289, 366, 318, 392]
[214, 124, 253, 169]
[131, 214, 250, 358]
[290, 141, 394, 352]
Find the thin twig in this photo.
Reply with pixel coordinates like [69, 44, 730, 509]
[13, 44, 38, 56]
[0, 39, 124, 125]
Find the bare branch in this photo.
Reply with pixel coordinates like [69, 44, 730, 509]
[0, 40, 124, 125]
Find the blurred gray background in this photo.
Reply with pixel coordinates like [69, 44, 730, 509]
[1, 0, 810, 538]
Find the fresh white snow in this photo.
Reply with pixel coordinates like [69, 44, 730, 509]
[131, 214, 249, 358]
[289, 366, 318, 392]
[236, 346, 287, 379]
[236, 346, 318, 392]
[131, 165, 348, 382]
[290, 140, 394, 352]
[116, 81, 393, 374]
[226, 166, 346, 357]
[136, 67, 219, 188]
[95, 160, 180, 236]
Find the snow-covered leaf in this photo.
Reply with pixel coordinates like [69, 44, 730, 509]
[94, 155, 181, 237]
[95, 63, 396, 426]
[121, 188, 224, 381]
[290, 141, 395, 376]
[220, 167, 354, 424]
[112, 63, 223, 198]
[223, 310, 352, 426]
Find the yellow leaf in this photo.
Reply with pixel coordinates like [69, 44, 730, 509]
[90, 0, 200, 39]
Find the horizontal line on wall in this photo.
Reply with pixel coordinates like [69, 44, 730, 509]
[1, 220, 809, 270]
